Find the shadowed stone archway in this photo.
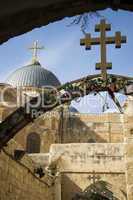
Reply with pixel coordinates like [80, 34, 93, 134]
[0, 1, 133, 44]
[72, 181, 127, 200]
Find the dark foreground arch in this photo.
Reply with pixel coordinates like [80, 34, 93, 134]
[0, 73, 132, 149]
[0, 1, 133, 44]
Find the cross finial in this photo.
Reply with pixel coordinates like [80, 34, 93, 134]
[88, 171, 101, 185]
[29, 41, 44, 63]
[80, 19, 127, 81]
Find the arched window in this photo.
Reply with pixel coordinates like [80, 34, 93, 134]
[26, 133, 40, 153]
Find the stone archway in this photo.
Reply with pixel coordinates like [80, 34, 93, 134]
[0, 1, 133, 44]
[72, 181, 127, 200]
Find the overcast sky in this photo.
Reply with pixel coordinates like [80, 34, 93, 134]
[0, 9, 132, 113]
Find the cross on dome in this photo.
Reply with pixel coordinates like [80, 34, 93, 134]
[29, 41, 44, 63]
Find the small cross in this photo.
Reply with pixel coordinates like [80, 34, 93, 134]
[80, 19, 126, 80]
[29, 41, 44, 62]
[88, 171, 101, 184]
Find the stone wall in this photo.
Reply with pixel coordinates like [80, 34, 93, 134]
[49, 143, 125, 173]
[0, 139, 54, 200]
[123, 97, 133, 200]
[13, 111, 124, 154]
[14, 111, 60, 153]
[62, 112, 124, 143]
[61, 173, 126, 200]
[49, 143, 127, 200]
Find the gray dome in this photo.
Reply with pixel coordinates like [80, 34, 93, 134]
[6, 61, 61, 88]
[69, 106, 79, 113]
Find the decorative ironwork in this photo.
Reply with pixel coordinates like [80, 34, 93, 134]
[0, 73, 132, 149]
[88, 171, 101, 184]
[34, 167, 45, 178]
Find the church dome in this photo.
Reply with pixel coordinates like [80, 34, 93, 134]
[6, 61, 61, 88]
[69, 106, 79, 113]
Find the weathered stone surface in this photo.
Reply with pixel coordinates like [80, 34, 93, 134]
[123, 105, 133, 200]
[29, 153, 50, 167]
[49, 143, 125, 172]
[124, 96, 133, 116]
[0, 86, 133, 199]
[125, 143, 133, 157]
[0, 140, 54, 200]
[61, 173, 126, 200]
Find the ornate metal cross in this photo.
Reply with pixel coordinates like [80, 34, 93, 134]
[29, 41, 44, 62]
[88, 171, 101, 184]
[80, 19, 126, 80]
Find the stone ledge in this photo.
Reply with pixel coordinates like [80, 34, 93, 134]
[49, 143, 125, 173]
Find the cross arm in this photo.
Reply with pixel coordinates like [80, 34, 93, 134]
[95, 22, 111, 32]
[106, 32, 126, 48]
[80, 34, 100, 50]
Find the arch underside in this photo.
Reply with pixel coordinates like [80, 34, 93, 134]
[0, 1, 133, 44]
[0, 73, 132, 148]
[73, 181, 127, 200]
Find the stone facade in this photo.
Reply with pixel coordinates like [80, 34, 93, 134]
[0, 139, 54, 200]
[49, 143, 127, 200]
[0, 84, 133, 199]
[14, 110, 125, 153]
